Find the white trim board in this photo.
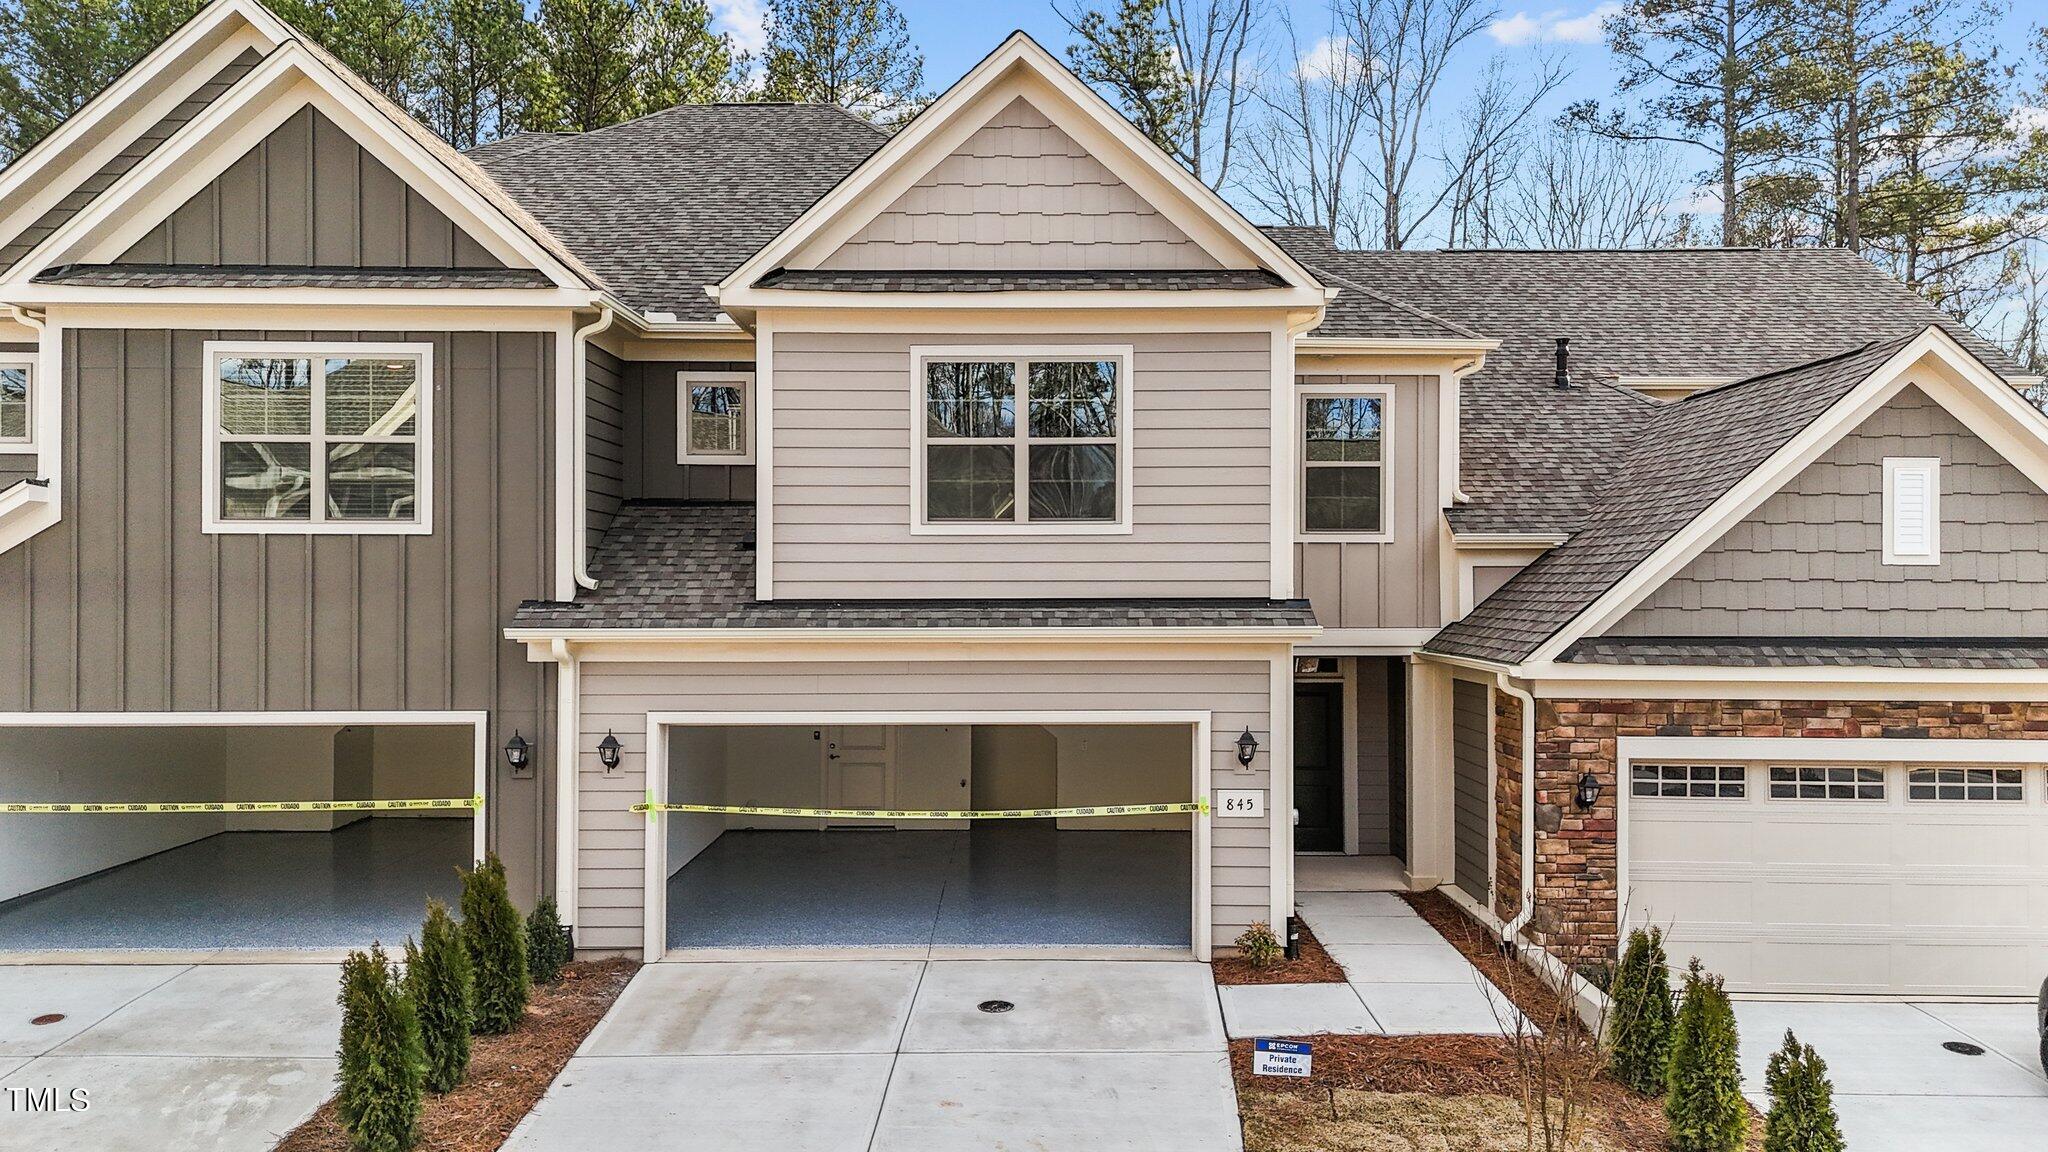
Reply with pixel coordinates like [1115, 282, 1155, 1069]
[638, 709, 1216, 962]
[0, 709, 490, 865]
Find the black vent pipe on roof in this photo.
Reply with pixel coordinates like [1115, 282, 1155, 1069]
[1554, 337, 1572, 389]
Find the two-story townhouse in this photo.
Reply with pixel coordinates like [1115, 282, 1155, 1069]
[2, 0, 2044, 996]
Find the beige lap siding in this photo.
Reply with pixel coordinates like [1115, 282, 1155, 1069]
[769, 330, 1275, 598]
[573, 656, 1277, 952]
[1528, 698, 2048, 962]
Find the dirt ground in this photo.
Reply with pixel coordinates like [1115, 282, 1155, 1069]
[276, 958, 639, 1152]
[1212, 921, 1349, 985]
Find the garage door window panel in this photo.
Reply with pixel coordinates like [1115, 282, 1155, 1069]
[1632, 763, 1747, 798]
[1907, 766, 2023, 802]
[1768, 765, 1885, 800]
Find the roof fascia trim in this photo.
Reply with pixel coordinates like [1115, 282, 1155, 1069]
[1299, 336, 1501, 354]
[724, 286, 1329, 311]
[505, 624, 1323, 644]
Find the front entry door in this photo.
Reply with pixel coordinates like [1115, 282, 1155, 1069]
[1293, 683, 1344, 852]
[822, 726, 892, 825]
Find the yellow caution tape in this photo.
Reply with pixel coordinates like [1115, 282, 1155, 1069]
[0, 796, 483, 814]
[632, 799, 1208, 820]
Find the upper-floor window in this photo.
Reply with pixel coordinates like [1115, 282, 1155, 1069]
[202, 341, 433, 535]
[1882, 456, 1940, 565]
[1302, 389, 1388, 538]
[909, 345, 1133, 534]
[678, 371, 754, 464]
[0, 356, 31, 446]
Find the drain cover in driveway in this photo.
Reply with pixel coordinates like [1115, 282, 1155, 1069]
[1942, 1041, 1986, 1056]
[977, 1000, 1015, 1014]
[30, 1014, 64, 1026]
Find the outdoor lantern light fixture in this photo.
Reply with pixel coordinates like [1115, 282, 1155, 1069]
[597, 731, 623, 771]
[1236, 726, 1260, 767]
[503, 731, 530, 771]
[1575, 771, 1602, 811]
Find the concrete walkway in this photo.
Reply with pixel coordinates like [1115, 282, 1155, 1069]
[1733, 999, 2047, 1152]
[503, 958, 1243, 1152]
[1218, 891, 1522, 1038]
[0, 962, 340, 1152]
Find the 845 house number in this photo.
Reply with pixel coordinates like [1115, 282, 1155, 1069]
[1213, 789, 1265, 818]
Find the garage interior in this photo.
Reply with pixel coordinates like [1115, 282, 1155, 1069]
[0, 723, 475, 951]
[663, 722, 1194, 950]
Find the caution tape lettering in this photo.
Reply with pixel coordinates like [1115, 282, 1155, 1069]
[631, 800, 1210, 820]
[0, 796, 484, 814]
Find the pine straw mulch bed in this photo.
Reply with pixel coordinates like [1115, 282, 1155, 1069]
[1211, 920, 1349, 985]
[276, 958, 639, 1152]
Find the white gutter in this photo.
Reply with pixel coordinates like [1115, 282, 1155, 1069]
[506, 624, 1324, 644]
[548, 638, 581, 937]
[571, 304, 616, 591]
[1496, 674, 1539, 947]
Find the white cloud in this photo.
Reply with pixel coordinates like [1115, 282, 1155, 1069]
[709, 0, 768, 58]
[1487, 3, 1619, 46]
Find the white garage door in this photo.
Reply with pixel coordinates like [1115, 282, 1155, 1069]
[1626, 759, 2048, 996]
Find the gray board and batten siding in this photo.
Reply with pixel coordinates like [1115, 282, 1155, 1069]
[1451, 678, 1490, 907]
[0, 328, 559, 904]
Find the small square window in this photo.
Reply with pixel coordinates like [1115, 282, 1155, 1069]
[1906, 766, 2023, 802]
[1632, 763, 1746, 799]
[1768, 765, 1886, 800]
[677, 373, 755, 463]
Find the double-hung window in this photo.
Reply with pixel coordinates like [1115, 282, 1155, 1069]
[912, 346, 1132, 532]
[0, 354, 32, 447]
[1302, 389, 1388, 537]
[203, 342, 432, 534]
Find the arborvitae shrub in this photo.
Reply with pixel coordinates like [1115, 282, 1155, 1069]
[1607, 925, 1677, 1094]
[526, 896, 571, 985]
[1665, 960, 1749, 1152]
[459, 854, 530, 1034]
[336, 944, 425, 1152]
[405, 899, 474, 1093]
[1763, 1029, 1846, 1152]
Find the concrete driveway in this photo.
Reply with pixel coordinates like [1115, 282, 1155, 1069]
[1733, 999, 2047, 1152]
[0, 961, 339, 1152]
[503, 958, 1243, 1152]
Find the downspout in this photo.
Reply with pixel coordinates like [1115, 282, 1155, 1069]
[571, 305, 616, 591]
[1496, 674, 1538, 951]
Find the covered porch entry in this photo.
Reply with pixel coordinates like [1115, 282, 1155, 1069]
[1292, 655, 1410, 893]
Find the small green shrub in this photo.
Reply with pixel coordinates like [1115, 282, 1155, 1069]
[1764, 1029, 1846, 1152]
[336, 944, 425, 1152]
[1607, 925, 1677, 1095]
[526, 897, 571, 985]
[459, 854, 530, 1035]
[405, 899, 474, 1094]
[1235, 921, 1282, 969]
[1665, 960, 1749, 1152]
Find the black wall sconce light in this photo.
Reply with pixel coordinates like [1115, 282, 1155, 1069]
[1574, 770, 1602, 811]
[597, 730, 623, 772]
[1236, 726, 1260, 767]
[503, 731, 532, 777]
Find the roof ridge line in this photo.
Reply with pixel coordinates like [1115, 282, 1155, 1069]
[1304, 261, 1486, 341]
[1675, 334, 1905, 402]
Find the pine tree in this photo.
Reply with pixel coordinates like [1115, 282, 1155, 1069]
[459, 853, 530, 1034]
[1666, 960, 1750, 1152]
[1061, 0, 1189, 157]
[336, 944, 426, 1152]
[525, 0, 639, 132]
[525, 896, 571, 984]
[419, 0, 532, 147]
[0, 0, 205, 161]
[1607, 925, 1677, 1095]
[276, 0, 431, 107]
[632, 0, 742, 112]
[1763, 1030, 1846, 1152]
[761, 0, 925, 125]
[405, 899, 474, 1094]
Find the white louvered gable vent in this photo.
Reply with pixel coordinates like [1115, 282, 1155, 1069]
[1883, 457, 1941, 565]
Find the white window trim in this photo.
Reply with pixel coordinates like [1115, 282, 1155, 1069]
[676, 370, 756, 465]
[201, 340, 435, 536]
[1297, 382, 1393, 543]
[908, 344, 1135, 536]
[1882, 455, 1941, 566]
[0, 352, 34, 452]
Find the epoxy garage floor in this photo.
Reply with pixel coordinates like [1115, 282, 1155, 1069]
[667, 826, 1191, 950]
[503, 958, 1241, 1152]
[0, 820, 468, 952]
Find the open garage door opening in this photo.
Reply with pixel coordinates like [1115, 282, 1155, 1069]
[0, 717, 485, 953]
[654, 720, 1203, 955]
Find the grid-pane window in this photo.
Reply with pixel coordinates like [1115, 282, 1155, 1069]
[1907, 767, 2023, 802]
[0, 364, 29, 440]
[211, 346, 426, 529]
[922, 355, 1119, 524]
[1304, 395, 1384, 533]
[1632, 763, 1747, 799]
[1769, 765, 1886, 800]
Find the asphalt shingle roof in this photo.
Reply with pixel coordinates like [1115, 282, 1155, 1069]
[752, 268, 1290, 292]
[470, 105, 889, 319]
[1264, 229, 2027, 536]
[512, 502, 1319, 630]
[1563, 637, 2048, 669]
[1426, 335, 1923, 664]
[34, 264, 555, 288]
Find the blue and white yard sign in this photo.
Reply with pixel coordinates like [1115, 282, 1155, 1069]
[1252, 1038, 1312, 1078]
